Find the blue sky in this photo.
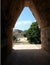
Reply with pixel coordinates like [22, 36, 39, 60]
[13, 7, 36, 31]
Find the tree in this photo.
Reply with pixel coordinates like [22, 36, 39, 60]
[13, 36, 16, 41]
[23, 30, 27, 37]
[26, 22, 41, 44]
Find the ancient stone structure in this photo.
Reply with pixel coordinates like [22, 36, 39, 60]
[2, 0, 50, 65]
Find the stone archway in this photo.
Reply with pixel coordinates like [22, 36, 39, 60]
[2, 0, 50, 65]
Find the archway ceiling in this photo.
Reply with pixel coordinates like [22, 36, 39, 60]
[2, 0, 50, 28]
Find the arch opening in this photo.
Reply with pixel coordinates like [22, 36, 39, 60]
[12, 7, 41, 50]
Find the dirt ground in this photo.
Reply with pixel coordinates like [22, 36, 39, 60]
[12, 44, 41, 50]
[6, 38, 50, 65]
[12, 37, 41, 50]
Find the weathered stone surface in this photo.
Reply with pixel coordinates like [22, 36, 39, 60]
[41, 26, 50, 52]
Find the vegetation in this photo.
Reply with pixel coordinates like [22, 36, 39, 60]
[25, 22, 41, 44]
[13, 36, 17, 41]
[23, 30, 27, 37]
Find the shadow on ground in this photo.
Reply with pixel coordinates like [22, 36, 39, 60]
[6, 49, 50, 65]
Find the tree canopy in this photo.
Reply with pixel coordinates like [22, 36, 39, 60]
[25, 22, 41, 44]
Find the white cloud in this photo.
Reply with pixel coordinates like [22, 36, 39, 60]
[15, 21, 32, 25]
[13, 20, 36, 30]
[15, 20, 36, 26]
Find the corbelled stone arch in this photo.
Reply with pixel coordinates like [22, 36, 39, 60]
[11, 0, 50, 52]
[2, 0, 50, 64]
